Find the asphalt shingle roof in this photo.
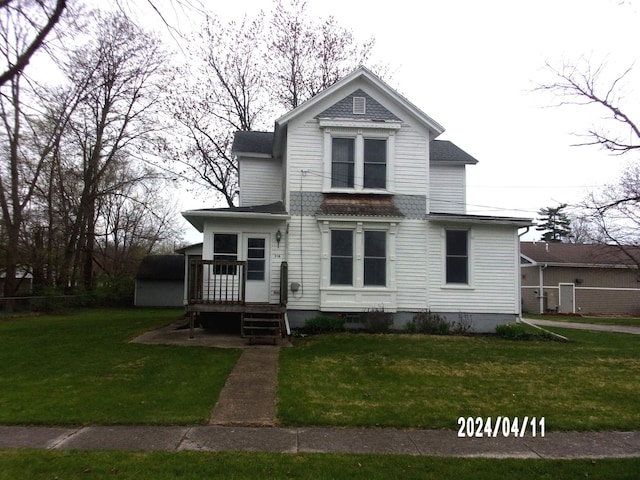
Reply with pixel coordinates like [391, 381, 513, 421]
[316, 194, 405, 217]
[521, 242, 640, 266]
[232, 131, 273, 155]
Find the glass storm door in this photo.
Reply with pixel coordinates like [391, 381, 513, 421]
[243, 234, 270, 303]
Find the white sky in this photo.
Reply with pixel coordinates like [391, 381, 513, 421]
[145, 0, 640, 242]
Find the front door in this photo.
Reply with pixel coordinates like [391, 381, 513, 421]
[243, 234, 270, 303]
[559, 283, 575, 314]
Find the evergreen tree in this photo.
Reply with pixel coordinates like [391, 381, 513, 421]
[536, 203, 572, 242]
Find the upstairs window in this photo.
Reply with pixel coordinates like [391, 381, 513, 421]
[363, 138, 387, 189]
[446, 230, 468, 284]
[331, 138, 355, 188]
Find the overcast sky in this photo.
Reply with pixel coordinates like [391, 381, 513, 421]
[156, 0, 640, 241]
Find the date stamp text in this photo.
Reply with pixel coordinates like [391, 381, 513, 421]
[457, 416, 545, 438]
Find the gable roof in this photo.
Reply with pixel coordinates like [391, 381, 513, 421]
[520, 242, 640, 268]
[316, 88, 402, 122]
[275, 66, 445, 135]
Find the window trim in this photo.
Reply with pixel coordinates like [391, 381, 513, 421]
[443, 228, 473, 288]
[322, 126, 397, 194]
[319, 220, 397, 291]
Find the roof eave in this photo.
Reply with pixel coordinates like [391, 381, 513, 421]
[275, 66, 445, 136]
[428, 213, 533, 227]
[182, 210, 290, 232]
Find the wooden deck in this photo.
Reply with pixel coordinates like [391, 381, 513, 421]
[186, 259, 288, 340]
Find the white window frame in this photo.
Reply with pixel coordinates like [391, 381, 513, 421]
[319, 219, 397, 291]
[320, 120, 400, 194]
[441, 227, 474, 290]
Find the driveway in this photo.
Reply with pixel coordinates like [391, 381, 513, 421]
[523, 318, 640, 335]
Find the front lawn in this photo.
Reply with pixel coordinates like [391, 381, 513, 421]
[0, 450, 638, 480]
[279, 330, 640, 431]
[0, 309, 240, 425]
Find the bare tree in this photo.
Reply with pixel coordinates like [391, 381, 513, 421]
[540, 57, 640, 261]
[55, 12, 169, 290]
[268, 0, 375, 110]
[0, 0, 67, 88]
[163, 0, 381, 206]
[539, 58, 640, 154]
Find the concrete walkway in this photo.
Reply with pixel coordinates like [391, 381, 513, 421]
[0, 425, 639, 458]
[524, 318, 640, 335]
[209, 347, 279, 426]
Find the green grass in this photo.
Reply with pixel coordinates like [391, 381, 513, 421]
[0, 309, 240, 425]
[0, 450, 638, 480]
[525, 314, 640, 327]
[278, 330, 640, 431]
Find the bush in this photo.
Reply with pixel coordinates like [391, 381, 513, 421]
[361, 307, 393, 333]
[301, 315, 346, 334]
[495, 323, 528, 340]
[406, 310, 450, 335]
[451, 312, 473, 334]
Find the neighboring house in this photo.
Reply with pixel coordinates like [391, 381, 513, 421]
[134, 255, 185, 307]
[182, 67, 531, 335]
[521, 241, 640, 315]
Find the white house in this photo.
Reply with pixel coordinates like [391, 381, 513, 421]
[182, 67, 531, 335]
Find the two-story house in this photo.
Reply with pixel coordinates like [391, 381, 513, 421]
[182, 67, 531, 337]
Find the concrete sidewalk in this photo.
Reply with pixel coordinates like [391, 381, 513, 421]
[0, 425, 639, 458]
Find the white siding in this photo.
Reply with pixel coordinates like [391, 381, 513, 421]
[427, 223, 520, 314]
[395, 220, 428, 309]
[429, 164, 466, 214]
[239, 157, 282, 207]
[285, 215, 322, 310]
[201, 218, 287, 305]
[394, 125, 429, 196]
[286, 119, 324, 195]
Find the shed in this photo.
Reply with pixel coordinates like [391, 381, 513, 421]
[134, 255, 185, 307]
[521, 242, 640, 315]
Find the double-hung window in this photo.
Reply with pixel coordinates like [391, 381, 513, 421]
[364, 231, 386, 286]
[363, 139, 387, 189]
[445, 230, 468, 284]
[331, 138, 355, 188]
[330, 230, 354, 285]
[323, 127, 396, 192]
[330, 229, 387, 287]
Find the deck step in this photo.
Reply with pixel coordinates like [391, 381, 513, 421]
[241, 313, 284, 342]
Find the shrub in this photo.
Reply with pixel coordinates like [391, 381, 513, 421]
[406, 310, 450, 335]
[361, 307, 393, 333]
[451, 312, 473, 334]
[495, 323, 528, 340]
[301, 315, 346, 334]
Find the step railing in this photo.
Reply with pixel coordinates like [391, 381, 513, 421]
[188, 259, 246, 305]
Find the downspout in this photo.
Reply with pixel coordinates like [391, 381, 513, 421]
[539, 263, 547, 314]
[517, 227, 530, 321]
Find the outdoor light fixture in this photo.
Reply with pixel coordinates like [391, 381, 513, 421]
[276, 228, 282, 247]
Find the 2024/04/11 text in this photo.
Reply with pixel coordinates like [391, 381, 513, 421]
[457, 417, 545, 438]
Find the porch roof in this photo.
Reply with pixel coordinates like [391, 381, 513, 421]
[182, 201, 289, 232]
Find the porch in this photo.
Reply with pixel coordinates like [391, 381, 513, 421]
[186, 259, 288, 341]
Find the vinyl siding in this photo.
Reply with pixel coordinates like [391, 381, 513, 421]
[285, 215, 322, 310]
[395, 220, 428, 309]
[427, 223, 520, 314]
[429, 164, 466, 214]
[239, 157, 282, 207]
[392, 125, 429, 195]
